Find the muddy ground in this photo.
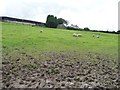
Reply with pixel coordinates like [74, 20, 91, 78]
[2, 51, 119, 89]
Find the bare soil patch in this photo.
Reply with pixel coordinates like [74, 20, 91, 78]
[2, 51, 119, 89]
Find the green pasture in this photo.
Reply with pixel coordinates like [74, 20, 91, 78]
[2, 22, 118, 60]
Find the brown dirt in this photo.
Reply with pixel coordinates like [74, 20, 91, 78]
[2, 51, 119, 89]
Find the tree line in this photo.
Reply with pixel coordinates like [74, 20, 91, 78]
[45, 15, 119, 34]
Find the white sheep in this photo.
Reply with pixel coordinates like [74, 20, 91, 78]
[92, 34, 100, 38]
[73, 33, 82, 37]
[73, 33, 77, 37]
[77, 34, 82, 37]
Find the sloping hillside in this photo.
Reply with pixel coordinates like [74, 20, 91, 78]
[2, 22, 118, 88]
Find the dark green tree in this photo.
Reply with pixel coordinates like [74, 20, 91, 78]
[46, 15, 58, 28]
[46, 15, 68, 28]
[84, 27, 90, 31]
[58, 18, 68, 25]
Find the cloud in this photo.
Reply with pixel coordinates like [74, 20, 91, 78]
[0, 0, 119, 31]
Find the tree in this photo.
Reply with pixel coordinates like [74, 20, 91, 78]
[84, 27, 90, 31]
[57, 18, 68, 25]
[46, 15, 68, 28]
[117, 30, 120, 34]
[46, 15, 58, 28]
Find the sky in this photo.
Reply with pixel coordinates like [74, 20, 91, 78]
[0, 0, 119, 31]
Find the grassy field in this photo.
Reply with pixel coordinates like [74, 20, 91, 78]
[2, 22, 119, 88]
[2, 22, 118, 59]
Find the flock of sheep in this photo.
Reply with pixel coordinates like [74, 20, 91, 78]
[73, 33, 100, 38]
[92, 34, 100, 38]
[40, 30, 100, 38]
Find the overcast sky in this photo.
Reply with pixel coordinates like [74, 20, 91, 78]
[0, 0, 119, 31]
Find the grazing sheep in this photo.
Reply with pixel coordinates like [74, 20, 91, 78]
[73, 33, 82, 37]
[92, 34, 100, 38]
[73, 33, 77, 37]
[77, 34, 82, 37]
[40, 30, 43, 33]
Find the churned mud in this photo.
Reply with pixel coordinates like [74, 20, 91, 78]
[2, 51, 119, 89]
